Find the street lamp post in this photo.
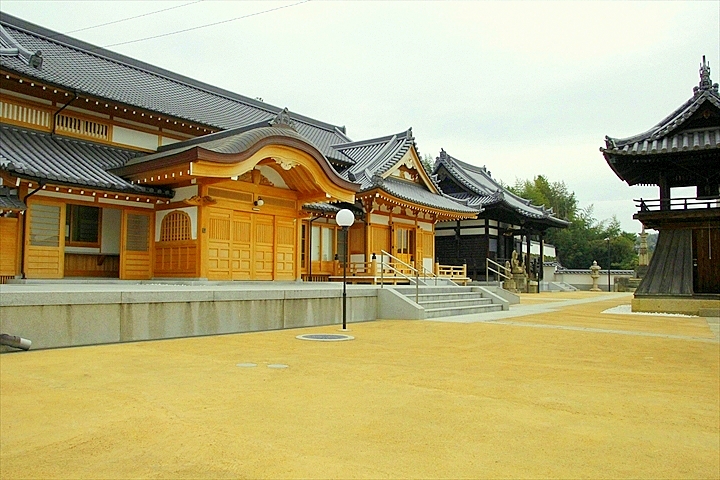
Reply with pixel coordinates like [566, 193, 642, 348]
[336, 209, 355, 331]
[605, 237, 611, 292]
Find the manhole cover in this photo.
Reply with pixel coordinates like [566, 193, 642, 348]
[296, 333, 355, 342]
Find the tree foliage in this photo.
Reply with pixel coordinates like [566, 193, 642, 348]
[509, 176, 638, 269]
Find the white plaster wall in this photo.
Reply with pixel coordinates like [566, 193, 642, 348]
[423, 257, 433, 272]
[172, 185, 198, 202]
[418, 221, 432, 232]
[369, 213, 390, 225]
[101, 207, 122, 254]
[112, 125, 159, 151]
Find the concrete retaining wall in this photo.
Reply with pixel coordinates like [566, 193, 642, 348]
[0, 285, 378, 350]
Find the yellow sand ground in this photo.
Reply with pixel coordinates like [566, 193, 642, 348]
[1, 292, 718, 479]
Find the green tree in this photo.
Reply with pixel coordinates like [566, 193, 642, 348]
[420, 153, 434, 174]
[509, 176, 638, 269]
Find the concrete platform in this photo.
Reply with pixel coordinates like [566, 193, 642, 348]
[0, 281, 379, 350]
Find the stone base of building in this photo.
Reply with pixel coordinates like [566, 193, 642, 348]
[632, 295, 720, 316]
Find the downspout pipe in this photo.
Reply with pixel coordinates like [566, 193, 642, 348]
[51, 90, 78, 136]
[19, 182, 45, 279]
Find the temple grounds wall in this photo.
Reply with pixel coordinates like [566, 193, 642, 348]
[0, 286, 378, 350]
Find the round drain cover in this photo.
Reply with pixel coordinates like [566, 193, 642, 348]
[267, 364, 289, 369]
[296, 333, 355, 342]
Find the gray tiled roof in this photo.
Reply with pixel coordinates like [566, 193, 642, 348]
[433, 150, 568, 225]
[124, 120, 315, 167]
[334, 129, 416, 188]
[0, 14, 351, 163]
[332, 128, 475, 214]
[380, 177, 478, 214]
[0, 185, 25, 210]
[302, 202, 362, 215]
[0, 125, 172, 196]
[603, 59, 720, 155]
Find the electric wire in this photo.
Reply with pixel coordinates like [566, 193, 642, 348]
[64, 1, 204, 35]
[103, 0, 311, 48]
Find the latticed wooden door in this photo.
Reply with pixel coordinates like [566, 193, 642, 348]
[24, 202, 65, 278]
[120, 210, 153, 280]
[275, 217, 296, 280]
[207, 208, 232, 280]
[231, 212, 252, 280]
[253, 214, 274, 280]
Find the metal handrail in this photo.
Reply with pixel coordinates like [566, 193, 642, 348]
[486, 257, 511, 282]
[380, 250, 422, 303]
[379, 251, 436, 280]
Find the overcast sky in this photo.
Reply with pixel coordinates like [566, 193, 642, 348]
[2, 1, 719, 233]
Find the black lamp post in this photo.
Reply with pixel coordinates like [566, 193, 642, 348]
[336, 209, 355, 331]
[605, 237, 611, 292]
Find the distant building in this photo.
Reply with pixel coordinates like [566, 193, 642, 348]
[433, 150, 568, 281]
[601, 57, 720, 314]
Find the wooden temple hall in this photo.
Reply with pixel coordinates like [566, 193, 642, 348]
[0, 14, 497, 283]
[602, 56, 720, 314]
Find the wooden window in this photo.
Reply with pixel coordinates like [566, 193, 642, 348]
[126, 214, 150, 252]
[160, 211, 191, 242]
[322, 226, 334, 261]
[30, 204, 61, 247]
[311, 225, 336, 261]
[396, 228, 414, 255]
[66, 204, 101, 247]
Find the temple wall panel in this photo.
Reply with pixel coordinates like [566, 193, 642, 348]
[65, 253, 119, 277]
[155, 240, 198, 277]
[0, 217, 19, 277]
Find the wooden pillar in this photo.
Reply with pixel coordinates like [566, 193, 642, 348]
[525, 233, 531, 278]
[659, 174, 671, 211]
[539, 234, 544, 282]
[484, 218, 490, 281]
[455, 219, 461, 264]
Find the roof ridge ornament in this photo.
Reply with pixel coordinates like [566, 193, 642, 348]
[0, 24, 43, 69]
[694, 55, 719, 95]
[438, 149, 451, 165]
[270, 107, 296, 130]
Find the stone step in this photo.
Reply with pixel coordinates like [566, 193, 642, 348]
[416, 292, 489, 303]
[424, 303, 503, 319]
[418, 298, 493, 310]
[393, 286, 476, 295]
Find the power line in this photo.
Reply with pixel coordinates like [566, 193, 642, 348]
[103, 0, 311, 48]
[64, 1, 204, 35]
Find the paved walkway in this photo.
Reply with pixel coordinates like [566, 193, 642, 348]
[429, 292, 720, 343]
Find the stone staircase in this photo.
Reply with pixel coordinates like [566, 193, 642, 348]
[392, 285, 506, 319]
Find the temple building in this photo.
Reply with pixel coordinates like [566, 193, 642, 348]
[433, 150, 569, 281]
[601, 57, 720, 314]
[0, 14, 474, 282]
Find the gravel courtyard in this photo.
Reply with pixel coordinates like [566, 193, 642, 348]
[1, 292, 718, 479]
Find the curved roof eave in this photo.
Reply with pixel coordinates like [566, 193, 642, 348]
[113, 125, 359, 193]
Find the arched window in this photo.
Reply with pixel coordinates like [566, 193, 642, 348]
[160, 211, 191, 242]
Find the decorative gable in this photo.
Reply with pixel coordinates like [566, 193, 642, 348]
[383, 146, 440, 194]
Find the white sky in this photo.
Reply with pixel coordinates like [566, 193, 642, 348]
[2, 1, 719, 233]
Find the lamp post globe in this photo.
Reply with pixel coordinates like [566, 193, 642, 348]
[336, 209, 354, 331]
[336, 208, 355, 228]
